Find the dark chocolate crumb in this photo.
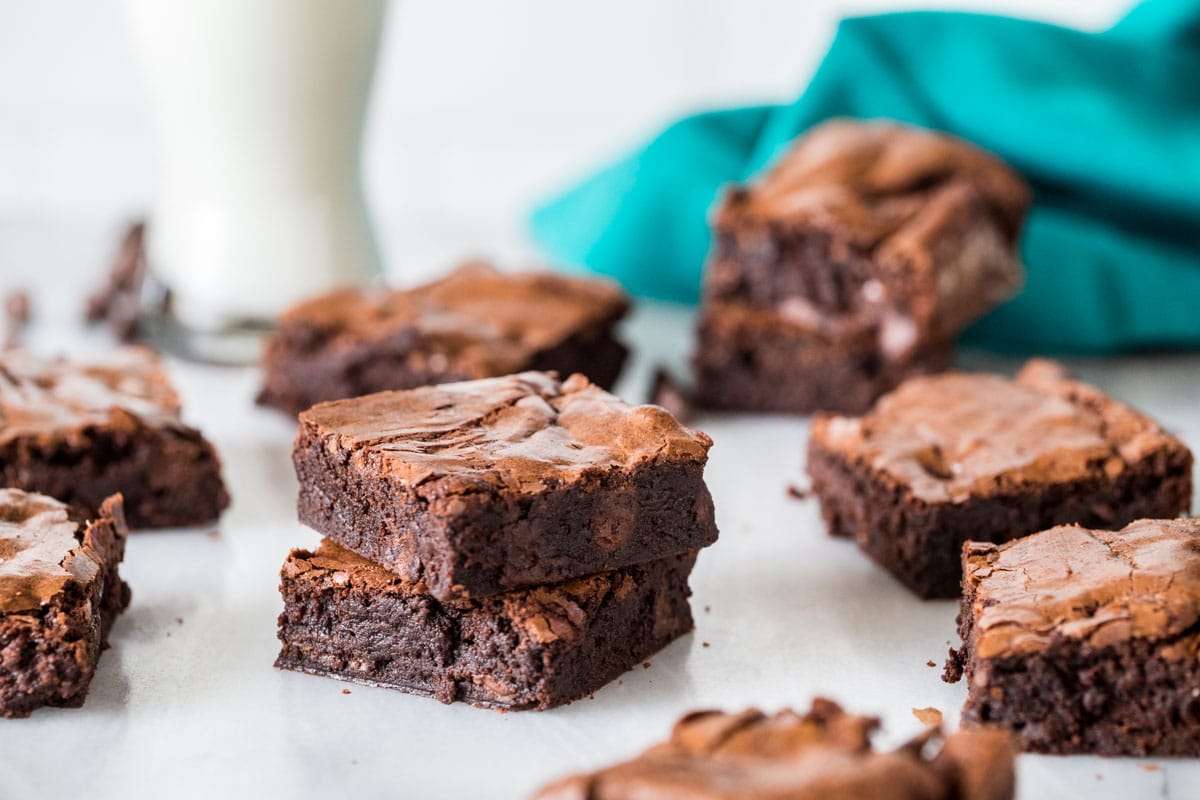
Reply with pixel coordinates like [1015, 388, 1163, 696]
[942, 647, 964, 683]
[648, 368, 695, 425]
[786, 483, 812, 500]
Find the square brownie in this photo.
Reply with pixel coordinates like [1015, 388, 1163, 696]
[293, 371, 718, 601]
[807, 359, 1193, 598]
[0, 490, 130, 718]
[947, 519, 1200, 756]
[693, 300, 952, 415]
[705, 118, 1029, 359]
[275, 540, 695, 710]
[535, 699, 1015, 799]
[693, 119, 1030, 415]
[257, 262, 630, 415]
[0, 348, 229, 529]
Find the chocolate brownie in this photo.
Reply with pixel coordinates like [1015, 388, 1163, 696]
[275, 540, 694, 710]
[705, 119, 1029, 358]
[0, 348, 230, 529]
[534, 699, 1015, 799]
[0, 490, 130, 718]
[257, 262, 630, 415]
[808, 359, 1193, 598]
[948, 519, 1200, 756]
[694, 300, 953, 415]
[294, 371, 717, 601]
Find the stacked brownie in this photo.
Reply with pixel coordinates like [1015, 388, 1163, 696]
[257, 262, 630, 415]
[694, 119, 1031, 414]
[276, 371, 719, 709]
[808, 359, 1193, 598]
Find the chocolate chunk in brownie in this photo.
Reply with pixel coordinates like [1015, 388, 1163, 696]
[534, 699, 1015, 799]
[275, 540, 695, 711]
[693, 300, 953, 415]
[0, 348, 230, 529]
[294, 371, 717, 601]
[948, 518, 1200, 756]
[705, 119, 1029, 359]
[257, 262, 630, 415]
[807, 359, 1193, 598]
[0, 490, 130, 718]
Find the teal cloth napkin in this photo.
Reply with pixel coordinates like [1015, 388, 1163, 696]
[529, 1, 1200, 354]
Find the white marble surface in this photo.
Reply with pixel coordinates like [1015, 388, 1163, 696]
[0, 221, 1199, 800]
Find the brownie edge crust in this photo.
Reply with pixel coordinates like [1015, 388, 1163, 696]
[275, 542, 695, 711]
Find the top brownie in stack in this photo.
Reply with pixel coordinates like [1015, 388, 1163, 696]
[534, 699, 1015, 799]
[0, 348, 229, 529]
[807, 359, 1193, 598]
[257, 262, 630, 415]
[293, 371, 718, 601]
[695, 119, 1031, 414]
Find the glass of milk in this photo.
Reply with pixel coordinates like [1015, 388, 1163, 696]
[122, 0, 387, 361]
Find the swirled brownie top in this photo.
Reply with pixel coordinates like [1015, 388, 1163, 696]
[811, 359, 1188, 504]
[721, 118, 1029, 243]
[0, 348, 182, 443]
[535, 699, 1015, 800]
[964, 518, 1200, 660]
[300, 372, 712, 494]
[276, 262, 628, 374]
[0, 490, 101, 614]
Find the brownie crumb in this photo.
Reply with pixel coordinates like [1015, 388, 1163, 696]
[175, 617, 184, 625]
[702, 642, 711, 648]
[1139, 764, 1159, 772]
[342, 689, 352, 695]
[926, 660, 936, 668]
[704, 605, 711, 614]
[786, 483, 812, 501]
[3, 289, 30, 349]
[86, 221, 146, 342]
[648, 368, 695, 425]
[942, 648, 964, 683]
[912, 707, 943, 726]
[642, 662, 652, 669]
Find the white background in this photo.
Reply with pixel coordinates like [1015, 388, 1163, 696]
[1, 0, 1128, 273]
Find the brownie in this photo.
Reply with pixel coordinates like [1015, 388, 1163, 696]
[294, 371, 718, 601]
[693, 119, 1029, 415]
[0, 348, 230, 529]
[808, 359, 1193, 598]
[694, 300, 953, 415]
[948, 519, 1200, 756]
[0, 490, 131, 718]
[534, 699, 1015, 799]
[257, 262, 630, 415]
[275, 540, 695, 710]
[705, 118, 1029, 357]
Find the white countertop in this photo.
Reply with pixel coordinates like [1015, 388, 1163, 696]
[1, 221, 1198, 800]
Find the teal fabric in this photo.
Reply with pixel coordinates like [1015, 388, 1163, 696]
[529, 1, 1200, 354]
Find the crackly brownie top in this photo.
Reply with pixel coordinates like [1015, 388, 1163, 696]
[285, 540, 686, 638]
[719, 118, 1029, 243]
[275, 262, 628, 372]
[535, 699, 1014, 800]
[0, 347, 183, 443]
[964, 518, 1200, 660]
[0, 490, 103, 614]
[300, 371, 713, 493]
[812, 359, 1187, 504]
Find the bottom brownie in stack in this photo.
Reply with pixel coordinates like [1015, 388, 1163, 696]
[275, 371, 719, 709]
